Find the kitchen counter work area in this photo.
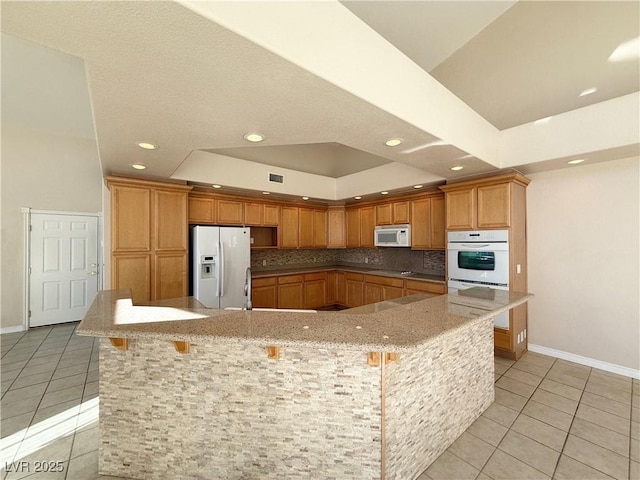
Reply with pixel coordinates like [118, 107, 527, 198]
[77, 288, 530, 352]
[77, 288, 532, 480]
[251, 263, 446, 284]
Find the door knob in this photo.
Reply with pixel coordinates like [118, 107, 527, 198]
[89, 271, 98, 276]
[90, 263, 97, 268]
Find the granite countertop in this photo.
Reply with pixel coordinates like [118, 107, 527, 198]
[76, 288, 532, 352]
[252, 264, 445, 284]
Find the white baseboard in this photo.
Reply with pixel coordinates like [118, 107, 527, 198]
[528, 343, 640, 380]
[0, 325, 26, 335]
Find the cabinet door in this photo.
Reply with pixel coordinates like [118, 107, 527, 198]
[217, 199, 244, 225]
[154, 252, 187, 300]
[263, 205, 280, 226]
[477, 183, 511, 228]
[393, 201, 410, 224]
[112, 254, 151, 304]
[336, 272, 347, 305]
[304, 273, 327, 309]
[112, 186, 151, 252]
[446, 188, 476, 230]
[359, 206, 376, 248]
[410, 198, 431, 249]
[188, 197, 215, 224]
[375, 204, 392, 225]
[313, 210, 327, 248]
[244, 202, 264, 225]
[278, 275, 304, 309]
[298, 208, 314, 248]
[365, 283, 384, 304]
[155, 190, 188, 251]
[327, 208, 346, 248]
[345, 273, 364, 307]
[279, 207, 299, 248]
[251, 277, 277, 308]
[346, 209, 360, 248]
[327, 271, 338, 304]
[430, 196, 446, 249]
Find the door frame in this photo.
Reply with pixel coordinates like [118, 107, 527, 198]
[22, 208, 103, 330]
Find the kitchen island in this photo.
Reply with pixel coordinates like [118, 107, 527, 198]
[77, 288, 532, 480]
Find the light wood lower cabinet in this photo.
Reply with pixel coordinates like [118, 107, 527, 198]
[304, 272, 327, 309]
[364, 275, 404, 303]
[252, 270, 446, 310]
[345, 273, 365, 307]
[111, 254, 151, 305]
[251, 277, 278, 308]
[277, 275, 304, 309]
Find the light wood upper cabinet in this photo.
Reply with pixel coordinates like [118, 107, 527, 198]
[217, 199, 244, 225]
[376, 204, 392, 225]
[264, 204, 280, 226]
[327, 207, 346, 248]
[346, 208, 360, 248]
[244, 202, 280, 226]
[411, 195, 445, 250]
[155, 190, 188, 251]
[298, 208, 314, 248]
[440, 173, 529, 231]
[279, 206, 299, 249]
[444, 188, 476, 230]
[477, 183, 511, 228]
[359, 206, 376, 248]
[188, 197, 215, 224]
[313, 210, 327, 248]
[111, 185, 151, 252]
[376, 201, 410, 225]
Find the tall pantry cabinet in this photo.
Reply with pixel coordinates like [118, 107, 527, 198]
[106, 177, 192, 304]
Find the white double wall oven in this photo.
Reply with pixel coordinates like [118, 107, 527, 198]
[447, 230, 510, 329]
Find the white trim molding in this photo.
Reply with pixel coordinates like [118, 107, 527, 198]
[528, 343, 640, 380]
[1, 325, 26, 335]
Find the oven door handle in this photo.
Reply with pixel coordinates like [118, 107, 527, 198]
[460, 243, 491, 248]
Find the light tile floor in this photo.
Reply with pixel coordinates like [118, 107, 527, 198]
[1, 323, 639, 480]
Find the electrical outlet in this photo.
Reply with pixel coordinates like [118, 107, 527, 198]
[364, 257, 368, 264]
[262, 260, 266, 266]
[516, 264, 522, 274]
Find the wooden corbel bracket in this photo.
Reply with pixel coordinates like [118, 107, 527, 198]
[172, 341, 190, 354]
[109, 337, 128, 351]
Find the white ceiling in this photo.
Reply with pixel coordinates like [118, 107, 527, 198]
[1, 1, 638, 201]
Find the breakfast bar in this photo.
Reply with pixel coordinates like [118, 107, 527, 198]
[77, 288, 532, 480]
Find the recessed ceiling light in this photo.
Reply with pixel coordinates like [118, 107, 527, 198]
[413, 185, 423, 189]
[354, 196, 362, 200]
[579, 87, 597, 97]
[609, 36, 640, 62]
[302, 196, 309, 200]
[384, 138, 403, 147]
[131, 164, 146, 170]
[244, 133, 265, 143]
[450, 166, 464, 171]
[381, 191, 389, 195]
[262, 191, 270, 195]
[567, 159, 585, 165]
[212, 184, 222, 189]
[137, 142, 157, 150]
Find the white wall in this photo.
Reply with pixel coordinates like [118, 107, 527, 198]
[527, 157, 640, 371]
[1, 35, 103, 330]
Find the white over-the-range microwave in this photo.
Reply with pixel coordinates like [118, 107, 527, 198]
[374, 224, 411, 247]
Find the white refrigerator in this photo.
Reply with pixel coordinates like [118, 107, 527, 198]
[192, 226, 251, 309]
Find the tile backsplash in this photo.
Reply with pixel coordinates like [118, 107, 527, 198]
[252, 248, 445, 276]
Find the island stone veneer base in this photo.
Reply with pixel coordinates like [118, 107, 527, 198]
[384, 317, 494, 479]
[98, 318, 493, 480]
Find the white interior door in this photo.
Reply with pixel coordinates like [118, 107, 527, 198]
[29, 213, 99, 327]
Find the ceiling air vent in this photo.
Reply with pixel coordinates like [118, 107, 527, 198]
[269, 173, 284, 184]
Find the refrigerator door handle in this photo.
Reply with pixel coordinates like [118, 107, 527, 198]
[217, 240, 224, 297]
